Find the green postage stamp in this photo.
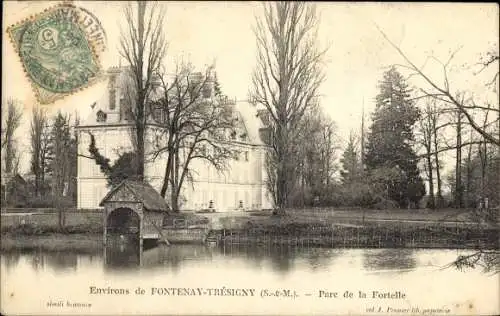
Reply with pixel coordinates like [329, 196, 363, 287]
[7, 2, 107, 104]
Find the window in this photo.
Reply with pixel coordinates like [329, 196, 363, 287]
[96, 110, 107, 123]
[154, 108, 163, 123]
[202, 85, 212, 98]
[121, 98, 133, 121]
[109, 89, 116, 110]
[244, 151, 249, 161]
[234, 151, 239, 161]
[230, 131, 236, 140]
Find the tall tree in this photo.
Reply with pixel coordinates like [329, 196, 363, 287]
[119, 1, 167, 179]
[46, 112, 77, 228]
[46, 112, 75, 199]
[1, 99, 23, 175]
[417, 100, 435, 208]
[152, 63, 237, 211]
[416, 98, 449, 208]
[376, 22, 499, 272]
[293, 106, 338, 206]
[341, 131, 361, 184]
[365, 66, 425, 208]
[431, 105, 445, 206]
[377, 27, 499, 147]
[250, 2, 326, 212]
[30, 106, 50, 197]
[454, 108, 464, 208]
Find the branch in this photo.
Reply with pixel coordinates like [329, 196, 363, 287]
[375, 24, 500, 146]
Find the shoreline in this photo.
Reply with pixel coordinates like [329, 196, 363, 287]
[2, 224, 498, 251]
[1, 233, 103, 253]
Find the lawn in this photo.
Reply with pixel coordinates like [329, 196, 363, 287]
[210, 207, 496, 231]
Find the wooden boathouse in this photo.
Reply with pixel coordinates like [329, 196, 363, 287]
[100, 180, 170, 247]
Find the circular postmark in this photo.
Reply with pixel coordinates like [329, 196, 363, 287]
[19, 11, 100, 94]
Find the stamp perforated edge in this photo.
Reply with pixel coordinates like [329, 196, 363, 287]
[6, 2, 107, 105]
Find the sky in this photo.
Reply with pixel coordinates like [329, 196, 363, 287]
[2, 1, 499, 176]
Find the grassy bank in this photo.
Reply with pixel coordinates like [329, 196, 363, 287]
[213, 210, 499, 249]
[1, 222, 102, 235]
[1, 220, 103, 252]
[2, 207, 497, 250]
[1, 233, 103, 253]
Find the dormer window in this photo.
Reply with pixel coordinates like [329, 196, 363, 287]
[96, 110, 107, 123]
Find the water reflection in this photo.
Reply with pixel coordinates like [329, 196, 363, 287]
[104, 240, 140, 270]
[2, 252, 21, 271]
[218, 244, 343, 273]
[2, 249, 81, 272]
[304, 248, 345, 272]
[362, 248, 417, 272]
[45, 252, 78, 271]
[222, 244, 295, 272]
[0, 243, 485, 277]
[1, 245, 497, 315]
[101, 241, 343, 273]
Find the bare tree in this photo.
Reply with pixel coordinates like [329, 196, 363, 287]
[250, 2, 326, 212]
[454, 108, 464, 208]
[1, 99, 23, 175]
[292, 106, 338, 206]
[30, 106, 50, 197]
[431, 106, 445, 205]
[151, 62, 237, 211]
[119, 1, 168, 179]
[417, 99, 436, 208]
[376, 26, 499, 147]
[376, 27, 499, 270]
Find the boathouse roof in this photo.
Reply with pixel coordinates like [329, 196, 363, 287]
[99, 180, 170, 212]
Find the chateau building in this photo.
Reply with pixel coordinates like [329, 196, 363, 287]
[76, 67, 273, 212]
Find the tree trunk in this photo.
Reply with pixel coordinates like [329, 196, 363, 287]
[431, 113, 443, 206]
[478, 141, 487, 204]
[465, 134, 473, 207]
[136, 124, 145, 179]
[455, 111, 463, 208]
[170, 147, 180, 212]
[160, 140, 174, 198]
[426, 151, 435, 209]
[434, 148, 443, 205]
[135, 2, 146, 180]
[275, 123, 288, 213]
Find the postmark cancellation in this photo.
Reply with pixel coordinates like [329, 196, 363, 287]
[6, 2, 107, 105]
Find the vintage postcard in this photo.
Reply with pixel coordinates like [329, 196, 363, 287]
[6, 1, 107, 105]
[1, 1, 499, 315]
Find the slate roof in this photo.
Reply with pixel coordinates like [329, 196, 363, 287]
[233, 101, 266, 145]
[79, 66, 271, 149]
[99, 180, 170, 212]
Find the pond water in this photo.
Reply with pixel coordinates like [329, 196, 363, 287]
[1, 244, 498, 315]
